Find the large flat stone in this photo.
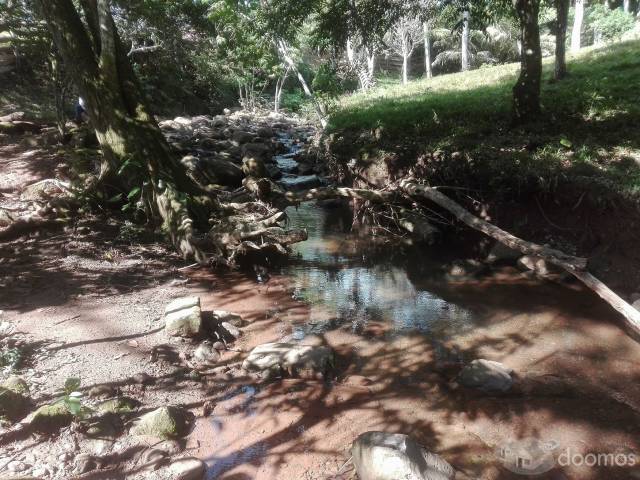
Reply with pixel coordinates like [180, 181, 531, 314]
[242, 342, 333, 378]
[458, 359, 514, 393]
[352, 431, 455, 480]
[165, 297, 200, 315]
[165, 305, 201, 337]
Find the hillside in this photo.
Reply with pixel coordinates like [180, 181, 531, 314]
[324, 40, 640, 294]
[328, 40, 640, 198]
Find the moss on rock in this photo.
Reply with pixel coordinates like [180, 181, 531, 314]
[130, 406, 192, 439]
[97, 396, 139, 414]
[30, 402, 73, 434]
[0, 386, 30, 423]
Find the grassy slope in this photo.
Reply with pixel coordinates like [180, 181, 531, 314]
[328, 40, 640, 200]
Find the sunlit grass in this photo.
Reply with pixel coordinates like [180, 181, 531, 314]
[328, 40, 640, 200]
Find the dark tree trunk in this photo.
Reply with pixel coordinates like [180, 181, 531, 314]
[33, 0, 206, 261]
[554, 0, 569, 80]
[512, 0, 542, 122]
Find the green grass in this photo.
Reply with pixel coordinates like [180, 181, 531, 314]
[327, 40, 640, 200]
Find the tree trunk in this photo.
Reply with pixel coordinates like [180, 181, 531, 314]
[512, 0, 543, 122]
[402, 51, 409, 84]
[571, 0, 584, 52]
[34, 0, 206, 262]
[277, 39, 327, 128]
[423, 22, 432, 79]
[461, 10, 470, 71]
[554, 0, 569, 80]
[623, 0, 630, 14]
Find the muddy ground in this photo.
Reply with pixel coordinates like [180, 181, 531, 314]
[1, 135, 640, 480]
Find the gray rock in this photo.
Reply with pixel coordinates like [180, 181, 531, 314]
[257, 126, 274, 138]
[458, 359, 514, 393]
[165, 297, 201, 338]
[279, 174, 322, 191]
[198, 157, 244, 187]
[74, 453, 97, 475]
[633, 299, 640, 312]
[232, 130, 255, 144]
[193, 341, 221, 365]
[140, 448, 169, 471]
[130, 406, 193, 439]
[2, 376, 29, 395]
[352, 431, 455, 480]
[242, 156, 267, 178]
[242, 342, 333, 378]
[242, 142, 273, 162]
[165, 297, 200, 315]
[212, 310, 244, 327]
[265, 163, 282, 180]
[168, 457, 206, 480]
[220, 322, 242, 340]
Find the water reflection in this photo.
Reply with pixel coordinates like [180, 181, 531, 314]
[282, 202, 474, 339]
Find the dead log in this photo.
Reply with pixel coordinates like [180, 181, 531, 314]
[399, 179, 640, 338]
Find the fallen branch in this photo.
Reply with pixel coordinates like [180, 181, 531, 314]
[0, 215, 66, 242]
[399, 179, 640, 338]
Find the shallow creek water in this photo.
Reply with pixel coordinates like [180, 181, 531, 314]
[198, 132, 640, 480]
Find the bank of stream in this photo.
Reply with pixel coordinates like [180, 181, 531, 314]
[191, 128, 640, 479]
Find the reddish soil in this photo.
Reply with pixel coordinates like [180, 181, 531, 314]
[1, 136, 640, 480]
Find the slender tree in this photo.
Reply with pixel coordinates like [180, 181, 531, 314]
[423, 21, 433, 78]
[554, 0, 570, 79]
[512, 0, 542, 121]
[571, 0, 584, 52]
[461, 9, 471, 71]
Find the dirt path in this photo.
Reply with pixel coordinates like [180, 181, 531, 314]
[1, 136, 640, 480]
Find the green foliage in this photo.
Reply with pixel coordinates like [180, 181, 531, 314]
[587, 4, 636, 44]
[54, 377, 91, 418]
[0, 347, 21, 371]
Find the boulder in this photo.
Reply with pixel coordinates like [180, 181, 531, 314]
[165, 297, 201, 338]
[632, 299, 640, 312]
[242, 142, 273, 162]
[30, 403, 73, 434]
[242, 156, 267, 178]
[257, 126, 275, 138]
[193, 341, 221, 366]
[3, 376, 29, 395]
[220, 322, 242, 340]
[242, 342, 333, 378]
[168, 457, 206, 480]
[458, 359, 514, 393]
[279, 174, 322, 191]
[97, 396, 139, 414]
[130, 406, 193, 439]
[198, 157, 244, 188]
[265, 163, 283, 180]
[352, 431, 455, 480]
[232, 130, 255, 145]
[0, 386, 30, 422]
[212, 310, 244, 327]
